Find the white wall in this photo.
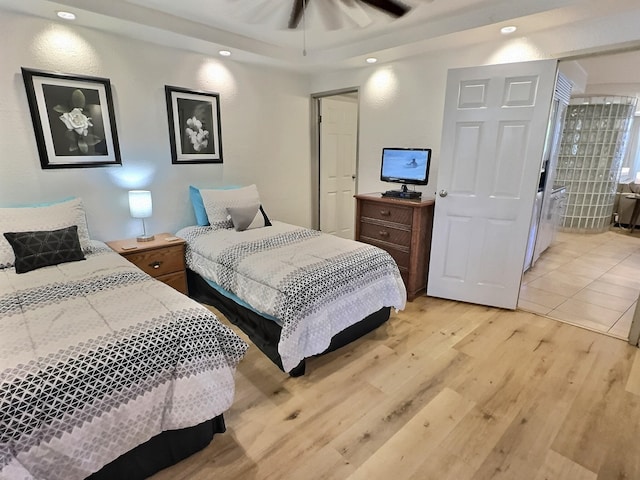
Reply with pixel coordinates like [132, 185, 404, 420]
[311, 40, 549, 198]
[310, 7, 640, 199]
[4, 6, 640, 242]
[0, 10, 312, 241]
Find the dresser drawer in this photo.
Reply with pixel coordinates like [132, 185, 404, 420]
[355, 194, 434, 302]
[360, 222, 411, 247]
[124, 244, 185, 277]
[360, 201, 413, 226]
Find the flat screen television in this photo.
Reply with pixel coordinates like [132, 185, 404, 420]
[380, 147, 431, 187]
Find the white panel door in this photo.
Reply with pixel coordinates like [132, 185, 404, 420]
[428, 60, 557, 309]
[320, 96, 358, 239]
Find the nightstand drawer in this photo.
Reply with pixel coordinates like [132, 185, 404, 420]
[125, 244, 185, 277]
[107, 233, 188, 296]
[360, 201, 413, 226]
[158, 271, 188, 295]
[360, 222, 411, 247]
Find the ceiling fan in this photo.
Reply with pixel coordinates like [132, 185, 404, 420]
[288, 0, 412, 29]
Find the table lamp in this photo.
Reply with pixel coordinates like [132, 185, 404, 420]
[128, 190, 155, 241]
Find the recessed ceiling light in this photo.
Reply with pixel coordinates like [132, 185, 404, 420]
[500, 26, 517, 35]
[56, 11, 76, 20]
[219, 50, 231, 57]
[366, 57, 378, 64]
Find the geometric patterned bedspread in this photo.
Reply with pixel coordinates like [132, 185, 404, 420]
[178, 222, 406, 373]
[0, 242, 248, 480]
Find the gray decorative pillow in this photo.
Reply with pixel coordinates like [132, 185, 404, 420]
[200, 184, 261, 229]
[227, 203, 259, 231]
[227, 204, 272, 231]
[3, 225, 85, 274]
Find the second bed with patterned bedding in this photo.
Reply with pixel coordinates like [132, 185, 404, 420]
[178, 221, 407, 374]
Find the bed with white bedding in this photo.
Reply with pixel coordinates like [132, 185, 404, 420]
[178, 220, 407, 375]
[0, 198, 248, 480]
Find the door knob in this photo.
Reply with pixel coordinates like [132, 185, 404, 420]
[439, 189, 448, 197]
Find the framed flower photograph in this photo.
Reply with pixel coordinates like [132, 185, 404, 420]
[21, 68, 121, 169]
[165, 86, 223, 164]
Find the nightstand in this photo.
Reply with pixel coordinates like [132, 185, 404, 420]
[106, 232, 188, 295]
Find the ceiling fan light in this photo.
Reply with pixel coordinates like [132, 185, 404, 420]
[500, 25, 517, 35]
[366, 57, 378, 64]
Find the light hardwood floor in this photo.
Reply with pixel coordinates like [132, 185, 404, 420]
[519, 228, 640, 339]
[151, 296, 640, 480]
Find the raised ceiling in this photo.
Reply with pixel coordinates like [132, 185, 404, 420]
[1, 0, 640, 71]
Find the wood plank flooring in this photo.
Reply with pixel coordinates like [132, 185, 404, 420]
[151, 296, 640, 480]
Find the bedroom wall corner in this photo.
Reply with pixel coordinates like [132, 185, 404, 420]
[0, 10, 313, 241]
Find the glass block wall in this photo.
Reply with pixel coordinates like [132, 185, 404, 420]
[555, 95, 637, 232]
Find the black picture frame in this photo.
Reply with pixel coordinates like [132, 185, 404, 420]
[165, 85, 223, 164]
[21, 68, 121, 169]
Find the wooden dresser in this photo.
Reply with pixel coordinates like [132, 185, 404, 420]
[355, 193, 435, 301]
[106, 233, 188, 295]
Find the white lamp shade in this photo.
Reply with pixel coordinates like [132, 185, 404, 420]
[128, 190, 153, 218]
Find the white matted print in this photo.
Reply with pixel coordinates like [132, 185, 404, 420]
[21, 68, 121, 169]
[165, 86, 223, 164]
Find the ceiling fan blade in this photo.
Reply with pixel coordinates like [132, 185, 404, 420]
[334, 0, 372, 28]
[359, 0, 411, 18]
[288, 0, 310, 29]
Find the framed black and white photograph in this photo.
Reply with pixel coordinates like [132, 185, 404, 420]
[165, 85, 223, 164]
[21, 68, 121, 169]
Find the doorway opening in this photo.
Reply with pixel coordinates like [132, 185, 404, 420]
[517, 50, 640, 341]
[311, 89, 359, 239]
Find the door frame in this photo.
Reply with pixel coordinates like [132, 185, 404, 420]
[311, 87, 360, 230]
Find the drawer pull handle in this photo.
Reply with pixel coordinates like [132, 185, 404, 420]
[380, 210, 391, 216]
[150, 261, 162, 269]
[379, 231, 389, 237]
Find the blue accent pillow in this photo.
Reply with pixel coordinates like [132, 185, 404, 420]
[189, 185, 241, 226]
[0, 196, 76, 208]
[189, 185, 209, 226]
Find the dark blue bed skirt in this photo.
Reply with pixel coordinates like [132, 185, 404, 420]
[186, 269, 390, 377]
[86, 415, 225, 480]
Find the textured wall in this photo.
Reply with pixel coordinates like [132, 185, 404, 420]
[0, 11, 311, 241]
[310, 41, 548, 198]
[3, 5, 639, 241]
[308, 7, 640, 199]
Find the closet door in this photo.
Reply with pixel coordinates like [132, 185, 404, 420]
[319, 95, 358, 239]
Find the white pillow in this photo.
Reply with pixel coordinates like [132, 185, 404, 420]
[0, 197, 91, 269]
[200, 184, 261, 230]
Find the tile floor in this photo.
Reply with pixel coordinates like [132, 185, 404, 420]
[518, 227, 640, 339]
